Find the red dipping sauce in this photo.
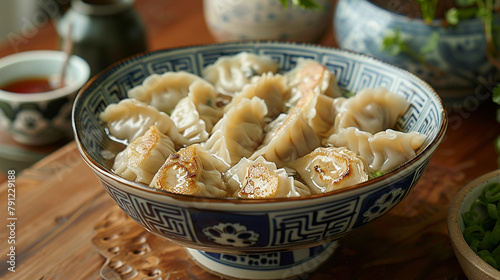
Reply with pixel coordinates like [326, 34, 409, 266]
[1, 77, 60, 94]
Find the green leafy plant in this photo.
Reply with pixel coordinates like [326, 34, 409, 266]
[446, 0, 500, 69]
[381, 28, 439, 62]
[416, 0, 440, 23]
[383, 0, 499, 68]
[279, 0, 322, 10]
[381, 0, 500, 166]
[493, 86, 500, 166]
[445, 0, 500, 167]
[381, 28, 444, 77]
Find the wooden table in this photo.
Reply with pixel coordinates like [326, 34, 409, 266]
[0, 0, 499, 279]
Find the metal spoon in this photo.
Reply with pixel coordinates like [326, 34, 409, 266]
[59, 23, 74, 88]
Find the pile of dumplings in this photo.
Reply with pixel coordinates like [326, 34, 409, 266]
[100, 52, 426, 199]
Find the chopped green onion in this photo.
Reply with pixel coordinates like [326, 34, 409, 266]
[370, 171, 384, 179]
[463, 209, 482, 226]
[462, 182, 500, 270]
[470, 238, 481, 252]
[463, 224, 485, 244]
[483, 183, 500, 202]
[477, 250, 499, 269]
[479, 231, 492, 250]
[490, 220, 500, 245]
[488, 203, 499, 219]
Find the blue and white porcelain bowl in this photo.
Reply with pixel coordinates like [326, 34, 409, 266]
[334, 0, 500, 105]
[72, 41, 447, 279]
[203, 0, 333, 43]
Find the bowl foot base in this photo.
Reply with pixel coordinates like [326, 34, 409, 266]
[186, 241, 339, 280]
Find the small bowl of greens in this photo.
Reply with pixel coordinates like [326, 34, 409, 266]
[448, 169, 500, 280]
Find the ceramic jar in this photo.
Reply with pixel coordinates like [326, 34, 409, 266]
[203, 0, 333, 43]
[334, 0, 500, 104]
[57, 0, 148, 76]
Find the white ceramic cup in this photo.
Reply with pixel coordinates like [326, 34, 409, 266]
[0, 50, 90, 145]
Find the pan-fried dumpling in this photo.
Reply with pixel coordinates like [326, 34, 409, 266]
[100, 98, 188, 146]
[224, 72, 290, 119]
[202, 52, 279, 96]
[204, 97, 268, 166]
[286, 59, 342, 107]
[334, 87, 409, 134]
[282, 59, 346, 138]
[326, 127, 426, 174]
[170, 95, 209, 144]
[170, 81, 224, 143]
[289, 147, 369, 194]
[224, 156, 311, 199]
[150, 144, 230, 198]
[307, 94, 346, 138]
[251, 107, 320, 166]
[188, 81, 225, 131]
[262, 113, 288, 138]
[250, 66, 322, 166]
[128, 71, 210, 114]
[113, 126, 176, 185]
[289, 87, 346, 139]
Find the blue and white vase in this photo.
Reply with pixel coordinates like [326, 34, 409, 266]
[204, 0, 333, 43]
[333, 0, 500, 104]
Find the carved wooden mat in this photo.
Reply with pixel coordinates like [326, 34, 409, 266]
[91, 206, 214, 279]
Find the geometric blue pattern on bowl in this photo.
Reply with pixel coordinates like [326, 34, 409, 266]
[188, 241, 338, 277]
[73, 42, 447, 255]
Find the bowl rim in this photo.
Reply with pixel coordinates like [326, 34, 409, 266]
[0, 50, 90, 102]
[72, 40, 448, 204]
[448, 169, 500, 277]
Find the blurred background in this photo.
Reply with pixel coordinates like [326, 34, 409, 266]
[0, 0, 220, 54]
[0, 0, 38, 40]
[0, 0, 219, 179]
[0, 0, 69, 42]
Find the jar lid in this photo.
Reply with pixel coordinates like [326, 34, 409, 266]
[71, 0, 135, 16]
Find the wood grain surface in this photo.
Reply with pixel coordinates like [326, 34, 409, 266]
[0, 0, 499, 279]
